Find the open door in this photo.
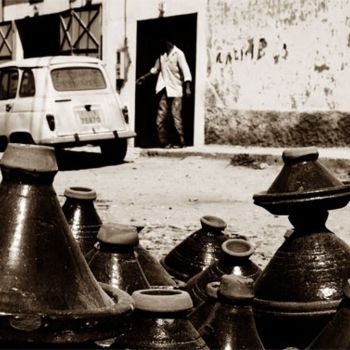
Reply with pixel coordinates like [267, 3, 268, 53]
[135, 14, 197, 148]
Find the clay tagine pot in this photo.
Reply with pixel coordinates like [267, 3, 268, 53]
[161, 215, 229, 282]
[253, 147, 350, 349]
[0, 144, 133, 346]
[62, 189, 175, 287]
[200, 275, 265, 350]
[62, 186, 102, 256]
[113, 289, 209, 349]
[185, 238, 261, 308]
[307, 279, 350, 349]
[86, 223, 151, 294]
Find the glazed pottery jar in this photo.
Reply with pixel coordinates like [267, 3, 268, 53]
[200, 275, 265, 350]
[161, 215, 229, 282]
[253, 147, 350, 349]
[62, 186, 102, 256]
[307, 279, 350, 349]
[113, 289, 209, 349]
[185, 238, 261, 308]
[62, 189, 175, 287]
[86, 223, 151, 294]
[0, 144, 133, 346]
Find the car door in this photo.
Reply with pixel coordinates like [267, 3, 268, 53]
[0, 68, 19, 138]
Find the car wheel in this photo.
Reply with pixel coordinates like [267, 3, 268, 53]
[100, 139, 128, 164]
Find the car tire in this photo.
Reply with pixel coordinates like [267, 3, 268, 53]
[100, 138, 128, 164]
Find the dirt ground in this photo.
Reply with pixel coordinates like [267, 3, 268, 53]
[51, 147, 350, 269]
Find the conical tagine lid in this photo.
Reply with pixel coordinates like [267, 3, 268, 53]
[253, 147, 350, 214]
[0, 144, 132, 344]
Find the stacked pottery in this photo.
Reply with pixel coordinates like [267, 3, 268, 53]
[200, 275, 265, 350]
[185, 238, 262, 329]
[186, 238, 261, 306]
[62, 189, 175, 287]
[113, 289, 209, 349]
[62, 186, 102, 256]
[307, 279, 350, 349]
[161, 215, 229, 282]
[253, 147, 350, 349]
[0, 144, 133, 347]
[86, 223, 151, 294]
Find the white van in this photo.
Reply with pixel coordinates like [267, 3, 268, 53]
[0, 56, 135, 163]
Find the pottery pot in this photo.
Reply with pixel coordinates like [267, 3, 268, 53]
[200, 275, 265, 350]
[307, 279, 350, 350]
[113, 289, 209, 349]
[185, 238, 261, 308]
[62, 190, 175, 287]
[86, 223, 151, 294]
[161, 215, 229, 282]
[62, 186, 102, 256]
[253, 147, 350, 349]
[0, 144, 133, 345]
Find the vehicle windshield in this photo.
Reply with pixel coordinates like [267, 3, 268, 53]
[51, 67, 107, 91]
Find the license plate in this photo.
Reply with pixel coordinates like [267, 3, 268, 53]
[76, 110, 102, 124]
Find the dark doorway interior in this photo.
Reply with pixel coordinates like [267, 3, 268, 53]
[135, 14, 197, 148]
[16, 14, 61, 58]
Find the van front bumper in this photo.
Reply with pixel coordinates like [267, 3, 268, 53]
[40, 130, 136, 146]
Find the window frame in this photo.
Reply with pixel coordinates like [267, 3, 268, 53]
[50, 67, 107, 92]
[19, 68, 36, 98]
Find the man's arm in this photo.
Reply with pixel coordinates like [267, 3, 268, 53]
[177, 50, 192, 96]
[136, 58, 160, 85]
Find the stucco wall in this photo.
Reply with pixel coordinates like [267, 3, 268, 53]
[206, 0, 350, 146]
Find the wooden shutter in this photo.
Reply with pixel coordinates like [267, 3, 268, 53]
[59, 5, 101, 58]
[0, 22, 13, 62]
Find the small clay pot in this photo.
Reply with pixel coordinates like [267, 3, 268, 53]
[200, 275, 264, 350]
[113, 289, 209, 349]
[186, 238, 261, 308]
[86, 223, 151, 294]
[62, 186, 102, 256]
[161, 215, 229, 282]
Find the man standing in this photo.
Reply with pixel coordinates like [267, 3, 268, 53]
[137, 38, 192, 148]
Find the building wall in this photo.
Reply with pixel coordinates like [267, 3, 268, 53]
[206, 0, 350, 146]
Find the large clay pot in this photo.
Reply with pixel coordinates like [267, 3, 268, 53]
[62, 189, 175, 287]
[307, 279, 350, 349]
[113, 289, 209, 349]
[253, 147, 350, 349]
[200, 275, 265, 350]
[62, 186, 102, 256]
[0, 144, 133, 346]
[161, 215, 229, 282]
[86, 223, 151, 294]
[185, 238, 261, 308]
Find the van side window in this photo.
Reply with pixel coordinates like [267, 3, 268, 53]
[0, 69, 19, 100]
[19, 69, 35, 97]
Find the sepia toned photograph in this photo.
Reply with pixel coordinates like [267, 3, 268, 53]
[0, 0, 348, 349]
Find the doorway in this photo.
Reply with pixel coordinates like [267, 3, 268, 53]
[135, 14, 197, 148]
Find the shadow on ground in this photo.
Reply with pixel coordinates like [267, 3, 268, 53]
[56, 148, 126, 171]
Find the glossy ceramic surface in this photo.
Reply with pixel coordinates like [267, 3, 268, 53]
[161, 215, 229, 282]
[0, 144, 133, 344]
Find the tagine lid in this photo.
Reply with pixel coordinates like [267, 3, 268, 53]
[1, 143, 58, 172]
[253, 147, 350, 215]
[64, 186, 97, 200]
[97, 223, 139, 246]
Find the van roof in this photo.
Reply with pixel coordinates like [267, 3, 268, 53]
[0, 56, 103, 69]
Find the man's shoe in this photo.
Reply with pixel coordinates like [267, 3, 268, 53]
[173, 144, 184, 149]
[164, 144, 172, 149]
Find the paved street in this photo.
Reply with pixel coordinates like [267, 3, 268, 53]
[48, 146, 350, 269]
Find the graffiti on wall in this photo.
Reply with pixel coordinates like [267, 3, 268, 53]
[215, 37, 288, 65]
